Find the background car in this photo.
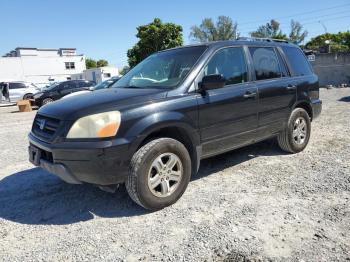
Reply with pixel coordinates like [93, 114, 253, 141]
[33, 80, 95, 107]
[0, 81, 40, 102]
[62, 76, 121, 99]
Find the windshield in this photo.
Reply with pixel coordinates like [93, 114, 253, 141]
[113, 46, 207, 89]
[44, 82, 59, 90]
[91, 78, 118, 91]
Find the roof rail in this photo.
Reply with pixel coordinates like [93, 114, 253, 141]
[237, 37, 290, 43]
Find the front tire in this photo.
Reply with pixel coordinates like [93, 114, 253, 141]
[42, 98, 54, 106]
[277, 108, 311, 153]
[126, 138, 192, 210]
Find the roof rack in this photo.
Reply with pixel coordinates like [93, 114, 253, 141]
[237, 37, 290, 43]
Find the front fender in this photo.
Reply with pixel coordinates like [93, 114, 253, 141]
[125, 111, 200, 145]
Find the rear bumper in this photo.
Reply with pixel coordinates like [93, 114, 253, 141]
[311, 99, 322, 120]
[28, 132, 138, 185]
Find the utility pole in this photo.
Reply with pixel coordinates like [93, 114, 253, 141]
[318, 21, 327, 34]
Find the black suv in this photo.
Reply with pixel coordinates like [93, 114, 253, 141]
[28, 39, 322, 210]
[33, 80, 95, 106]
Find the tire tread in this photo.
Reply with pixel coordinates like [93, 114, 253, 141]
[277, 108, 310, 153]
[126, 138, 179, 209]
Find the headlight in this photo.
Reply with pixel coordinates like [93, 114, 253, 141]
[66, 111, 121, 139]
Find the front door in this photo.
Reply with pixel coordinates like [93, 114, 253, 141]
[196, 47, 258, 157]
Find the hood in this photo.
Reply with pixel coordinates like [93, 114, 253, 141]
[61, 90, 91, 100]
[38, 87, 167, 120]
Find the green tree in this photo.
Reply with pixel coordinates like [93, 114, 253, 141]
[190, 16, 238, 42]
[250, 19, 287, 39]
[86, 58, 97, 69]
[96, 59, 108, 67]
[127, 18, 183, 67]
[305, 31, 350, 52]
[289, 20, 308, 44]
[119, 65, 130, 75]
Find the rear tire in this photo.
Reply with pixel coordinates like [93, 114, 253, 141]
[23, 93, 33, 100]
[126, 138, 191, 210]
[277, 108, 311, 153]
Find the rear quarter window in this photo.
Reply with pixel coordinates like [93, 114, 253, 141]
[281, 46, 313, 77]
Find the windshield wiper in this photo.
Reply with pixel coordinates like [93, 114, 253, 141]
[114, 85, 142, 89]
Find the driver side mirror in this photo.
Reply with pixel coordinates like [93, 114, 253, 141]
[199, 74, 226, 93]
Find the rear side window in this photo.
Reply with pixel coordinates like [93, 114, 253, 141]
[281, 46, 313, 76]
[82, 81, 94, 87]
[204, 47, 248, 86]
[249, 47, 284, 81]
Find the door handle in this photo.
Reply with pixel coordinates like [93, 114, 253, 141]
[243, 92, 257, 99]
[286, 85, 297, 90]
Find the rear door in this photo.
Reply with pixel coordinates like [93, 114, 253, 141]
[248, 46, 296, 135]
[9, 82, 26, 101]
[280, 46, 318, 104]
[196, 46, 258, 157]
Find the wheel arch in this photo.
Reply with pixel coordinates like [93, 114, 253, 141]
[22, 93, 33, 99]
[126, 112, 201, 175]
[293, 101, 313, 121]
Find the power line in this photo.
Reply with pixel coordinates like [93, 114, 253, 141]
[238, 3, 350, 26]
[238, 10, 350, 31]
[303, 15, 350, 26]
[238, 14, 350, 35]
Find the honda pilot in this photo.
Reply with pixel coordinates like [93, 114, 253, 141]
[28, 39, 322, 210]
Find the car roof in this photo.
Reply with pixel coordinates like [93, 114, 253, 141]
[159, 38, 299, 53]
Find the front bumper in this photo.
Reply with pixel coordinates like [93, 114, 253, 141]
[33, 97, 43, 107]
[311, 99, 322, 120]
[28, 132, 137, 185]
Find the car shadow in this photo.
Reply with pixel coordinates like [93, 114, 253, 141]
[192, 139, 285, 181]
[339, 96, 350, 102]
[0, 140, 284, 225]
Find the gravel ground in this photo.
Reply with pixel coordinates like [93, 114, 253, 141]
[0, 88, 349, 261]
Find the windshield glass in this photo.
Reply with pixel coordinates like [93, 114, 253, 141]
[44, 82, 59, 90]
[113, 46, 207, 89]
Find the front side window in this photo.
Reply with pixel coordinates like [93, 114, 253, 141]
[79, 81, 93, 87]
[9, 83, 26, 89]
[62, 82, 76, 89]
[249, 47, 283, 81]
[281, 46, 313, 76]
[204, 47, 248, 86]
[113, 46, 207, 89]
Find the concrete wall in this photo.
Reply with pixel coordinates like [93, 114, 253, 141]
[310, 53, 350, 86]
[0, 55, 86, 86]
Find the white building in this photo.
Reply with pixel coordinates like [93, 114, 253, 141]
[0, 47, 86, 87]
[71, 66, 119, 84]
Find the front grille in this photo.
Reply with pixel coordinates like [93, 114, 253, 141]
[32, 114, 61, 141]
